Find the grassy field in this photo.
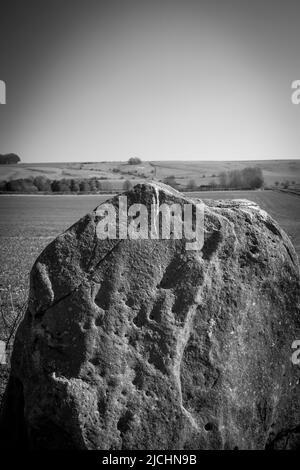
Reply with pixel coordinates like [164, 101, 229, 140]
[0, 189, 299, 402]
[1, 159, 300, 188]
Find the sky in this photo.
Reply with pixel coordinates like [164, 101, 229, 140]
[0, 0, 299, 163]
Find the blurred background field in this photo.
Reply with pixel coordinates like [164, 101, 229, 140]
[1, 159, 300, 191]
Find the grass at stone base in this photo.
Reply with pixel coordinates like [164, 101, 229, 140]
[0, 236, 53, 406]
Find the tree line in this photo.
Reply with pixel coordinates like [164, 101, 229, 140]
[183, 167, 264, 191]
[0, 176, 133, 193]
[0, 167, 265, 193]
[218, 167, 264, 189]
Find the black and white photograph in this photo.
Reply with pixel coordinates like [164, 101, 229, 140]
[0, 0, 300, 454]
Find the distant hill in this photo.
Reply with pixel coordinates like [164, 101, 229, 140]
[0, 159, 299, 190]
[0, 154, 20, 164]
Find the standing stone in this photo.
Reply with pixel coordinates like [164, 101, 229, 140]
[1, 183, 300, 449]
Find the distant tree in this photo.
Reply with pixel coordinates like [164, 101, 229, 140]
[51, 179, 71, 192]
[89, 179, 98, 192]
[187, 179, 197, 190]
[0, 180, 7, 191]
[70, 179, 80, 192]
[219, 172, 227, 187]
[123, 180, 133, 191]
[59, 179, 71, 192]
[33, 176, 52, 192]
[128, 157, 142, 165]
[0, 153, 21, 164]
[274, 181, 279, 187]
[241, 167, 264, 189]
[228, 170, 242, 188]
[283, 180, 290, 189]
[95, 180, 102, 191]
[163, 175, 178, 189]
[219, 167, 264, 190]
[101, 180, 113, 191]
[79, 180, 91, 192]
[62, 179, 72, 191]
[51, 180, 59, 192]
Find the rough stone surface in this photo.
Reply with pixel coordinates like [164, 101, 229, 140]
[1, 182, 300, 450]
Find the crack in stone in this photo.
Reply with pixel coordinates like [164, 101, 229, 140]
[34, 239, 123, 319]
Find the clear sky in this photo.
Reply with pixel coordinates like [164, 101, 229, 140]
[0, 0, 299, 163]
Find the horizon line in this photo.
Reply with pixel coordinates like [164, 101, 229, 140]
[18, 157, 300, 165]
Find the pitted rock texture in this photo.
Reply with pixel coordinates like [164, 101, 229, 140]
[1, 182, 300, 450]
